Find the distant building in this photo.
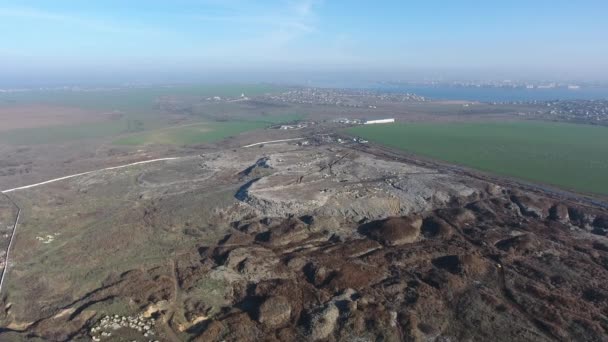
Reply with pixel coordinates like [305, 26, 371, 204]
[364, 118, 395, 125]
[333, 118, 363, 125]
[278, 123, 309, 130]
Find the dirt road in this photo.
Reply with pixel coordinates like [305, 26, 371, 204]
[242, 137, 305, 148]
[1, 157, 182, 194]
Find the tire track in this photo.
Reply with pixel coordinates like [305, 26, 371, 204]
[0, 193, 21, 294]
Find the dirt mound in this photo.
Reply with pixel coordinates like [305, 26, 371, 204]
[495, 234, 536, 253]
[594, 215, 608, 229]
[437, 207, 477, 227]
[325, 261, 386, 291]
[220, 230, 254, 246]
[235, 147, 484, 219]
[432, 254, 489, 276]
[362, 215, 423, 246]
[258, 217, 311, 246]
[257, 296, 291, 328]
[307, 303, 339, 340]
[421, 215, 454, 239]
[549, 203, 570, 223]
[511, 193, 554, 219]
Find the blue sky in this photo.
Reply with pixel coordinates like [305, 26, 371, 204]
[1, 0, 607, 82]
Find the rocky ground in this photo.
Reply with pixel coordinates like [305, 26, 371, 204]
[1, 140, 608, 341]
[185, 191, 608, 341]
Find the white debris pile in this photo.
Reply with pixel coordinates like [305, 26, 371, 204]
[35, 233, 60, 244]
[90, 313, 158, 341]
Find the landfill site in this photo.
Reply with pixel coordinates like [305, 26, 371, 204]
[1, 129, 608, 342]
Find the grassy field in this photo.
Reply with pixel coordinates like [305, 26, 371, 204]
[112, 112, 305, 146]
[3, 159, 236, 323]
[0, 118, 165, 145]
[252, 113, 304, 124]
[112, 121, 269, 145]
[348, 121, 608, 196]
[0, 113, 302, 145]
[0, 84, 283, 113]
[0, 84, 291, 145]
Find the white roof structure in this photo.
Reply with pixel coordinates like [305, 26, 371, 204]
[364, 118, 395, 124]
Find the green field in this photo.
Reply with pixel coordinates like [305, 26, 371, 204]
[348, 121, 608, 196]
[112, 113, 305, 146]
[0, 84, 283, 113]
[0, 84, 291, 145]
[0, 118, 168, 145]
[112, 121, 269, 145]
[0, 113, 302, 146]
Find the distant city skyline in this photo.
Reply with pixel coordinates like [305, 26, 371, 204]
[1, 0, 607, 84]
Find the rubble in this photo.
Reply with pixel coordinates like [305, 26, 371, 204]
[90, 313, 156, 341]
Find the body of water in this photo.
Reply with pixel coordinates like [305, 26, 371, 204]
[374, 85, 608, 102]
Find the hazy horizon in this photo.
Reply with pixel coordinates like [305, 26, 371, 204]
[1, 0, 608, 85]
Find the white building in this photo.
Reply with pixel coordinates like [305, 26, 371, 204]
[364, 118, 395, 125]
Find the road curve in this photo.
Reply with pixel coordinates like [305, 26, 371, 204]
[1, 157, 182, 194]
[0, 157, 181, 295]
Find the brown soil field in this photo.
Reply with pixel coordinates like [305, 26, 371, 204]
[0, 105, 116, 131]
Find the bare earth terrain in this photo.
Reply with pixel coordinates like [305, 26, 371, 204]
[0, 135, 607, 341]
[1, 88, 608, 341]
[0, 105, 116, 131]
